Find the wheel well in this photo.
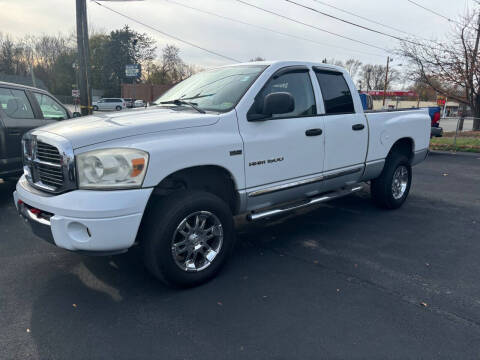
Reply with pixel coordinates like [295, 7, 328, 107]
[150, 166, 239, 214]
[388, 138, 414, 161]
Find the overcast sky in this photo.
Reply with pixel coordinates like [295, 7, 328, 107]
[0, 0, 474, 68]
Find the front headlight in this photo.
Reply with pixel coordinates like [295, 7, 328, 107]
[77, 148, 149, 189]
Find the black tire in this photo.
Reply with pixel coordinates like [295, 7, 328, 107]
[142, 191, 235, 287]
[115, 105, 122, 111]
[93, 105, 98, 111]
[371, 152, 412, 209]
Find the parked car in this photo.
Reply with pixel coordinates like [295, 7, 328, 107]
[428, 106, 443, 137]
[92, 98, 126, 111]
[14, 61, 430, 287]
[123, 98, 134, 108]
[134, 99, 145, 107]
[0, 81, 72, 179]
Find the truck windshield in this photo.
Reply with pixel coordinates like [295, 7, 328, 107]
[153, 65, 268, 113]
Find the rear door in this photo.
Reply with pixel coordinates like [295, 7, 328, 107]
[0, 87, 45, 174]
[313, 69, 368, 173]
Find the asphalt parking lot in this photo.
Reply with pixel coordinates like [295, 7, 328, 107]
[1, 151, 479, 359]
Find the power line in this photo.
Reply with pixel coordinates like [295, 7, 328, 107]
[162, 0, 385, 58]
[285, 0, 421, 45]
[90, 0, 241, 63]
[406, 0, 463, 25]
[235, 0, 391, 53]
[310, 0, 416, 38]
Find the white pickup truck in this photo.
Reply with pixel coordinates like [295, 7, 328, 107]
[14, 61, 430, 287]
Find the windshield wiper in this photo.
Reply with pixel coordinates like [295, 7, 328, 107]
[159, 99, 206, 114]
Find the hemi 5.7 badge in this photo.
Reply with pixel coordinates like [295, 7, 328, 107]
[249, 157, 284, 167]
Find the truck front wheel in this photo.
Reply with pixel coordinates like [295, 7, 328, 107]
[371, 153, 412, 209]
[143, 191, 235, 287]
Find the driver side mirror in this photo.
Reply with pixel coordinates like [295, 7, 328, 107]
[247, 92, 295, 121]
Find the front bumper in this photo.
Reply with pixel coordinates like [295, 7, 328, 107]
[14, 176, 153, 253]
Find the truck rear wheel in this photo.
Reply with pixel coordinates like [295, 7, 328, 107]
[143, 191, 235, 287]
[371, 153, 412, 209]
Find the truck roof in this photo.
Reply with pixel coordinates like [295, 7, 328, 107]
[224, 60, 346, 73]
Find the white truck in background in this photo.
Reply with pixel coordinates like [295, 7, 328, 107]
[14, 61, 430, 287]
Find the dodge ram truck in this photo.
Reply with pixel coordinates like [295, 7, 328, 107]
[14, 61, 430, 287]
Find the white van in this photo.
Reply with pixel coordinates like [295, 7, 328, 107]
[92, 98, 126, 111]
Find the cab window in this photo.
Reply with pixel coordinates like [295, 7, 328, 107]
[249, 70, 316, 119]
[34, 93, 68, 120]
[315, 70, 355, 115]
[0, 88, 35, 119]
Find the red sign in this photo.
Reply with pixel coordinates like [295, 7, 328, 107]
[365, 90, 418, 97]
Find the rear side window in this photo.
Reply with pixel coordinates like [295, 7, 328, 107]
[0, 88, 35, 119]
[315, 71, 355, 115]
[251, 70, 316, 119]
[34, 93, 68, 120]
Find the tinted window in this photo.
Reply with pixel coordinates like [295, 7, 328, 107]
[315, 71, 355, 115]
[34, 93, 68, 120]
[251, 70, 316, 118]
[0, 88, 35, 119]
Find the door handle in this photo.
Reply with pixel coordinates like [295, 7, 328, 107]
[305, 128, 323, 136]
[352, 124, 365, 131]
[8, 130, 21, 135]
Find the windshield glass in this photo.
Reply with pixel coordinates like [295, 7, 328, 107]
[153, 65, 268, 112]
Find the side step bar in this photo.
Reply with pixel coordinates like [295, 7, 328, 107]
[247, 185, 364, 221]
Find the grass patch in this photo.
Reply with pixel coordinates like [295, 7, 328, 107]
[430, 131, 480, 153]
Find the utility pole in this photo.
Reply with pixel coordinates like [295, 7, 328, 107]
[29, 63, 36, 88]
[382, 57, 391, 108]
[470, 13, 480, 130]
[76, 0, 92, 116]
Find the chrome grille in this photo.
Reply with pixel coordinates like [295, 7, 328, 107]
[36, 142, 62, 163]
[38, 162, 64, 187]
[36, 141, 65, 189]
[23, 132, 76, 194]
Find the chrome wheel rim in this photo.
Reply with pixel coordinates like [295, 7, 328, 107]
[392, 165, 409, 200]
[171, 211, 223, 272]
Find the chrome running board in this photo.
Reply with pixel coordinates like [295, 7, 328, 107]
[247, 185, 364, 221]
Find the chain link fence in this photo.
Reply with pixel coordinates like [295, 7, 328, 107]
[433, 117, 480, 152]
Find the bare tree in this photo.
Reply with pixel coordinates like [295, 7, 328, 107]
[399, 9, 480, 129]
[359, 64, 399, 91]
[145, 45, 196, 85]
[344, 59, 362, 80]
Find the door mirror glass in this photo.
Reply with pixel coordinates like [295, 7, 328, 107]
[72, 112, 81, 118]
[263, 92, 295, 116]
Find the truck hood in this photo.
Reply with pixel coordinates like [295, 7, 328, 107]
[38, 107, 219, 149]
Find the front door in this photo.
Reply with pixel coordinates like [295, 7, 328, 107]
[238, 67, 325, 192]
[0, 87, 45, 173]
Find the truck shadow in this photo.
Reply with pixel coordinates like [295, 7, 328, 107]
[27, 192, 380, 359]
